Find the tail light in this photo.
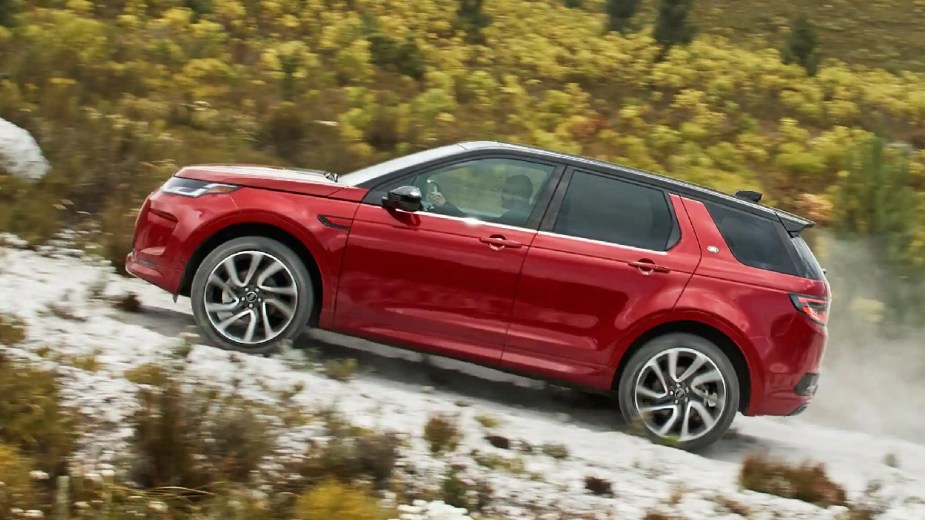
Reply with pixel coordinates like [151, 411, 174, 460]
[789, 293, 829, 326]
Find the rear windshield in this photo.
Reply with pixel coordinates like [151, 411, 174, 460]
[705, 201, 822, 279]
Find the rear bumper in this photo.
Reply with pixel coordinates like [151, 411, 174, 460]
[746, 316, 827, 417]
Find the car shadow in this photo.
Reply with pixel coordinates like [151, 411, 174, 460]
[118, 302, 783, 461]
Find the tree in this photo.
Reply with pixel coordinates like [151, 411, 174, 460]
[605, 0, 641, 33]
[653, 0, 697, 60]
[454, 0, 492, 45]
[783, 13, 821, 76]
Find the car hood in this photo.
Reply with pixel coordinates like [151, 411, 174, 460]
[175, 164, 345, 197]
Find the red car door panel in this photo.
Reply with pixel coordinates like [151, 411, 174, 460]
[333, 155, 563, 363]
[502, 172, 702, 384]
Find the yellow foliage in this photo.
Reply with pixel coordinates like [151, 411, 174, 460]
[0, 444, 38, 513]
[293, 479, 392, 520]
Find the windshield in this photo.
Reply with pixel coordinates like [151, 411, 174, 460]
[336, 144, 465, 187]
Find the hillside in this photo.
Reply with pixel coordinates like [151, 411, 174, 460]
[0, 2, 923, 304]
[634, 0, 925, 73]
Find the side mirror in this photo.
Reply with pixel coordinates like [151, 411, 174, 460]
[382, 185, 423, 213]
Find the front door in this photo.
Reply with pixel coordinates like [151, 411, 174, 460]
[334, 156, 563, 364]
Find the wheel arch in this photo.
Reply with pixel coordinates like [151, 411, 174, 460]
[179, 221, 324, 327]
[611, 319, 754, 414]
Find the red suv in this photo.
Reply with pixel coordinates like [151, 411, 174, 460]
[126, 141, 830, 450]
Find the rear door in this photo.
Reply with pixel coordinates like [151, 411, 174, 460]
[333, 155, 564, 364]
[501, 167, 703, 384]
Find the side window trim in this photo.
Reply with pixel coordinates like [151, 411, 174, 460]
[540, 167, 681, 252]
[361, 152, 567, 231]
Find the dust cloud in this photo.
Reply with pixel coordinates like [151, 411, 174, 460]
[799, 233, 925, 445]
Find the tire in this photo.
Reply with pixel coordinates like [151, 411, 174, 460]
[190, 236, 314, 355]
[617, 333, 739, 451]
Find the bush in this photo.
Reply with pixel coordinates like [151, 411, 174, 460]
[129, 366, 275, 489]
[299, 427, 401, 490]
[0, 313, 25, 345]
[0, 353, 76, 476]
[0, 443, 38, 514]
[293, 478, 392, 520]
[584, 475, 613, 496]
[440, 464, 492, 513]
[739, 453, 847, 507]
[540, 442, 569, 460]
[323, 358, 358, 382]
[423, 413, 462, 456]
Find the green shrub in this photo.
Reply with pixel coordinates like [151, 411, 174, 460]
[440, 464, 492, 513]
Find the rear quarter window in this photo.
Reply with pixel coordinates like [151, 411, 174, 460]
[704, 202, 803, 277]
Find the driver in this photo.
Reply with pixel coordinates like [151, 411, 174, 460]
[427, 174, 534, 226]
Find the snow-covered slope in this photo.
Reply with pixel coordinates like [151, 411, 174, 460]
[1, 240, 924, 519]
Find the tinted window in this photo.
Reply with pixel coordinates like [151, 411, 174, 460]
[791, 235, 827, 280]
[553, 171, 676, 251]
[705, 202, 802, 276]
[385, 157, 557, 228]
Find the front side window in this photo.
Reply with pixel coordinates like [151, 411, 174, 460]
[552, 170, 676, 251]
[389, 157, 557, 228]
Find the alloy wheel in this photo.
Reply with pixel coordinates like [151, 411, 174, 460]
[632, 347, 727, 443]
[203, 250, 298, 346]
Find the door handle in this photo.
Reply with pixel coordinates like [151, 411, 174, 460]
[629, 260, 670, 273]
[480, 235, 523, 250]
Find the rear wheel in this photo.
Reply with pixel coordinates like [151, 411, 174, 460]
[190, 236, 314, 354]
[617, 333, 739, 451]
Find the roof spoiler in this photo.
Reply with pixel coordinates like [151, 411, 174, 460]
[734, 190, 762, 203]
[733, 189, 814, 234]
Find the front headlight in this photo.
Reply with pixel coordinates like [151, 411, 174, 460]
[160, 177, 240, 197]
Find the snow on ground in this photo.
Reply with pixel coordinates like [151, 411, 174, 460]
[2, 239, 925, 519]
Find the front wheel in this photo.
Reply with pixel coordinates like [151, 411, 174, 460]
[617, 333, 739, 451]
[190, 236, 314, 355]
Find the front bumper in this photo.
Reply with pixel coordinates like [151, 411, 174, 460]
[125, 250, 180, 294]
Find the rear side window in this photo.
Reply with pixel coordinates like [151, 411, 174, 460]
[791, 235, 826, 281]
[705, 202, 805, 277]
[553, 170, 677, 251]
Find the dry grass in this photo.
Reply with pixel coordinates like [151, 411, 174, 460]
[298, 414, 402, 491]
[540, 442, 570, 460]
[739, 452, 848, 507]
[423, 412, 462, 456]
[0, 352, 77, 476]
[0, 313, 26, 345]
[323, 358, 358, 381]
[128, 366, 276, 489]
[0, 443, 38, 513]
[292, 478, 393, 520]
[474, 412, 502, 429]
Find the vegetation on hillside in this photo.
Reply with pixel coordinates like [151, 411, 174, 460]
[0, 0, 923, 321]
